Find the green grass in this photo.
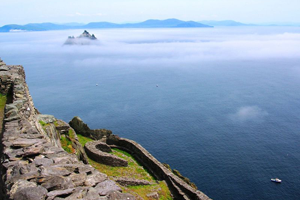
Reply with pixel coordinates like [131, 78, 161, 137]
[0, 94, 7, 133]
[0, 94, 6, 109]
[77, 134, 93, 146]
[88, 148, 154, 182]
[60, 129, 77, 154]
[122, 181, 172, 200]
[39, 120, 47, 126]
[75, 134, 172, 199]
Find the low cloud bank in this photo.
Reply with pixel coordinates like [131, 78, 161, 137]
[0, 27, 300, 67]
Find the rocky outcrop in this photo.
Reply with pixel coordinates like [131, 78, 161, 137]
[64, 30, 98, 45]
[84, 141, 128, 167]
[0, 62, 135, 200]
[69, 116, 112, 140]
[36, 115, 89, 164]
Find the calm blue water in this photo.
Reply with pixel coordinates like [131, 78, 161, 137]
[1, 27, 300, 200]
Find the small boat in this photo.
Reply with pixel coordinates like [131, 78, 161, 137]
[271, 178, 282, 183]
[96, 84, 98, 86]
[156, 84, 159, 87]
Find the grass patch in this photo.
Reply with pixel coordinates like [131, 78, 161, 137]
[39, 120, 47, 126]
[0, 94, 6, 109]
[121, 181, 172, 200]
[77, 134, 93, 146]
[0, 94, 7, 133]
[76, 134, 172, 199]
[88, 149, 154, 182]
[60, 129, 77, 154]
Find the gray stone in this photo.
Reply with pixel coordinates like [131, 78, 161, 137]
[13, 186, 48, 200]
[69, 173, 87, 186]
[106, 191, 135, 200]
[114, 177, 152, 187]
[46, 188, 75, 200]
[146, 192, 159, 199]
[23, 143, 44, 157]
[40, 176, 74, 191]
[10, 179, 37, 197]
[40, 166, 71, 177]
[37, 114, 56, 124]
[33, 158, 53, 167]
[95, 180, 122, 196]
[12, 138, 46, 148]
[84, 171, 107, 187]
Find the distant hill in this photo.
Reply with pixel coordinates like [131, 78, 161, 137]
[199, 20, 256, 26]
[0, 19, 212, 32]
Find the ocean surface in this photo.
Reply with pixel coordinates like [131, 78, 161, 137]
[1, 27, 300, 200]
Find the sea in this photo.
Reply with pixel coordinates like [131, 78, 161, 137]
[0, 27, 300, 200]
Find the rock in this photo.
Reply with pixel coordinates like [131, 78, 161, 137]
[40, 166, 71, 177]
[33, 158, 53, 167]
[95, 180, 122, 196]
[46, 188, 75, 200]
[23, 143, 44, 157]
[10, 179, 37, 197]
[106, 191, 135, 200]
[40, 176, 74, 191]
[69, 116, 112, 140]
[146, 192, 159, 199]
[13, 186, 48, 200]
[12, 138, 46, 148]
[84, 171, 107, 187]
[37, 114, 56, 124]
[69, 173, 87, 186]
[114, 177, 152, 187]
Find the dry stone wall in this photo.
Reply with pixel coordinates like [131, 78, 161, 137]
[84, 141, 128, 167]
[0, 61, 135, 200]
[107, 137, 212, 200]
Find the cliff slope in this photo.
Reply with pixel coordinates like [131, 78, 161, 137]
[0, 60, 134, 200]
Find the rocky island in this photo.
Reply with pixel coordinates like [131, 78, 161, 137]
[64, 30, 98, 45]
[0, 59, 211, 200]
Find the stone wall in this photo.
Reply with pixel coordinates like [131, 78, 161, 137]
[84, 141, 128, 167]
[107, 137, 212, 200]
[0, 62, 135, 200]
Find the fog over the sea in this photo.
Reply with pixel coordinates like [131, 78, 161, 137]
[1, 27, 300, 69]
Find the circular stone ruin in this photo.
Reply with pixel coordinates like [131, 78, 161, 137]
[84, 141, 128, 167]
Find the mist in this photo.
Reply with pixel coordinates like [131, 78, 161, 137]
[1, 27, 300, 69]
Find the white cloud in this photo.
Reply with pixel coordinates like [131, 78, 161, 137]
[229, 106, 268, 122]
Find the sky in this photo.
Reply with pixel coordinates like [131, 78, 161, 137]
[1, 0, 300, 26]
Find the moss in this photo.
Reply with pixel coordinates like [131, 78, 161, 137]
[53, 120, 59, 127]
[172, 169, 197, 190]
[39, 120, 47, 127]
[162, 163, 172, 171]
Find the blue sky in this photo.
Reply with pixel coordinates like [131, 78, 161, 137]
[1, 0, 300, 26]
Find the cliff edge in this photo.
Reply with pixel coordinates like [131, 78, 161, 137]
[0, 59, 211, 200]
[0, 60, 134, 200]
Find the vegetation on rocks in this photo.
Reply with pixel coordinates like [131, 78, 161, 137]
[0, 94, 6, 133]
[77, 134, 172, 200]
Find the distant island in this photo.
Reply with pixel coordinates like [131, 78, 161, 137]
[64, 30, 97, 45]
[0, 19, 213, 32]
